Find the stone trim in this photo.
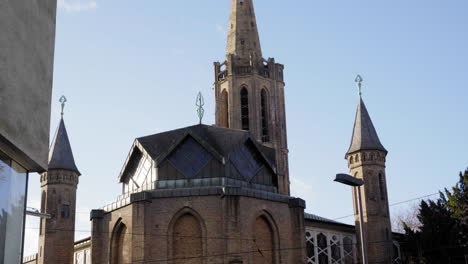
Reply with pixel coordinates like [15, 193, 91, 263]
[97, 186, 298, 214]
[40, 170, 79, 187]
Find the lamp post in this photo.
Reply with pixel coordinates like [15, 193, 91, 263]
[334, 173, 368, 264]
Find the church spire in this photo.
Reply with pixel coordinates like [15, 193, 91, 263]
[347, 96, 387, 155]
[48, 100, 80, 174]
[226, 0, 262, 59]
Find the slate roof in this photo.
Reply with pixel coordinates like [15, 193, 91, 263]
[48, 118, 80, 174]
[118, 124, 277, 182]
[304, 213, 344, 225]
[137, 124, 276, 164]
[347, 97, 387, 155]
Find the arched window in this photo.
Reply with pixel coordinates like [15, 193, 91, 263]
[379, 173, 385, 200]
[240, 87, 249, 130]
[254, 216, 275, 264]
[110, 222, 130, 264]
[343, 236, 354, 264]
[173, 214, 203, 264]
[330, 235, 341, 263]
[219, 90, 229, 127]
[317, 233, 329, 264]
[261, 89, 270, 142]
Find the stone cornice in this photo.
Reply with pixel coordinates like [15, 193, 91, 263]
[41, 169, 79, 187]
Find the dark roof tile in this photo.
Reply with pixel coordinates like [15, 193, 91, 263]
[347, 97, 387, 155]
[48, 119, 80, 174]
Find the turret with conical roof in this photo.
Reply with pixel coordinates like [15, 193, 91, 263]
[38, 98, 80, 264]
[345, 79, 393, 264]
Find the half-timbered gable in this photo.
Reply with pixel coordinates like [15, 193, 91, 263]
[117, 124, 278, 195]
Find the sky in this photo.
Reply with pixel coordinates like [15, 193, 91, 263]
[23, 0, 468, 256]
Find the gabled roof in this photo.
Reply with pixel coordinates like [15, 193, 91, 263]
[48, 118, 80, 174]
[347, 97, 387, 155]
[118, 124, 276, 182]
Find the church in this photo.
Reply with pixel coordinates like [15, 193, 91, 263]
[24, 0, 403, 263]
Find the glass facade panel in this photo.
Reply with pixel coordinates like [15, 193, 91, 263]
[0, 151, 28, 264]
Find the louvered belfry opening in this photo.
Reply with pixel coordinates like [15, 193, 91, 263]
[240, 87, 249, 130]
[261, 89, 270, 142]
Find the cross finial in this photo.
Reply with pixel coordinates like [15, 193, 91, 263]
[59, 95, 67, 118]
[355, 74, 363, 97]
[196, 92, 205, 125]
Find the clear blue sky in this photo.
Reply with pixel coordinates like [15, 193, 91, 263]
[24, 0, 468, 255]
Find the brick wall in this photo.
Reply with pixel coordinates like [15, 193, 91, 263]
[91, 192, 305, 264]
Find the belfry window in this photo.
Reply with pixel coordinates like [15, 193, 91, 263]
[241, 87, 249, 130]
[261, 89, 270, 142]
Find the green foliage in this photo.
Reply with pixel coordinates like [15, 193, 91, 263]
[445, 168, 468, 247]
[401, 168, 468, 263]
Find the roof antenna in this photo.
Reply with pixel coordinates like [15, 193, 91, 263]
[59, 95, 67, 118]
[196, 92, 205, 125]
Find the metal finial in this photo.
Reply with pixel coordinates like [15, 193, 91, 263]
[59, 95, 67, 117]
[196, 92, 205, 124]
[355, 74, 363, 96]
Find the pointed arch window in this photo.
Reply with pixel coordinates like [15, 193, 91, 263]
[261, 89, 270, 142]
[254, 216, 275, 263]
[111, 222, 130, 264]
[241, 87, 249, 130]
[173, 214, 203, 264]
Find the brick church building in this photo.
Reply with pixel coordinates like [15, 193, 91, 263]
[24, 0, 403, 263]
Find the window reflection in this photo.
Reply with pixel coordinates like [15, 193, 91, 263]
[0, 151, 28, 264]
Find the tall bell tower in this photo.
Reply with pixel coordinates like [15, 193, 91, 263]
[214, 0, 290, 195]
[345, 78, 393, 264]
[38, 98, 80, 264]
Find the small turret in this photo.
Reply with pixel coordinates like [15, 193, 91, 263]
[345, 77, 393, 264]
[38, 96, 80, 264]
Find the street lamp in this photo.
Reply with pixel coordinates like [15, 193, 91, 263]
[334, 173, 368, 264]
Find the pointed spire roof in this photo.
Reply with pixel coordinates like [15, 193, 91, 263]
[347, 97, 387, 155]
[226, 0, 262, 59]
[48, 118, 80, 174]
